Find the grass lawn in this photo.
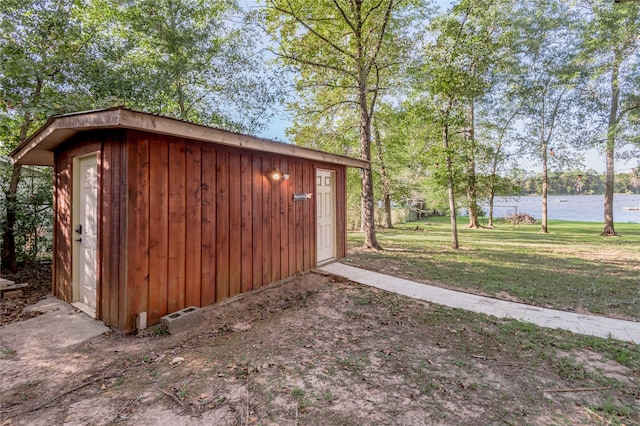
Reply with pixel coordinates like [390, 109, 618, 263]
[346, 218, 640, 320]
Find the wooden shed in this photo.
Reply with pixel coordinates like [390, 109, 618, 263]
[11, 107, 368, 333]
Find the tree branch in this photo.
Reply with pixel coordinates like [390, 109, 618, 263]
[268, 0, 356, 60]
[368, 64, 381, 120]
[331, 0, 357, 35]
[362, 0, 385, 29]
[268, 47, 356, 77]
[617, 102, 640, 121]
[369, 0, 394, 66]
[300, 99, 358, 117]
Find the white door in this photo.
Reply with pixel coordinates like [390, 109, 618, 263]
[317, 169, 336, 262]
[76, 154, 98, 313]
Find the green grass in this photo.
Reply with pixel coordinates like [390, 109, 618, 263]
[347, 218, 640, 319]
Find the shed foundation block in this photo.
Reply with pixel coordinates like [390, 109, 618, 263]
[161, 306, 202, 334]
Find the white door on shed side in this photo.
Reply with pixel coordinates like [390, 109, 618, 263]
[316, 169, 336, 263]
[73, 153, 98, 316]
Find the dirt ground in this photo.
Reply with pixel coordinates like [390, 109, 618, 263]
[0, 262, 51, 325]
[1, 267, 638, 425]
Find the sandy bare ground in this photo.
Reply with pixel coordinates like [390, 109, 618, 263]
[1, 270, 638, 425]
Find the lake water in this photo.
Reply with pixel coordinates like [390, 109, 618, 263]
[484, 194, 640, 223]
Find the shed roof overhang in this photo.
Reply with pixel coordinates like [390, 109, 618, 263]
[10, 107, 370, 169]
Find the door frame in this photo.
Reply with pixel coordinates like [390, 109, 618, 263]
[316, 168, 337, 264]
[71, 152, 99, 317]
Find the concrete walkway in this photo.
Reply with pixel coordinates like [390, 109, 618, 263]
[0, 296, 110, 358]
[320, 262, 640, 344]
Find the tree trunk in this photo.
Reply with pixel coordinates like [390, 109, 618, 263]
[373, 121, 393, 228]
[2, 78, 42, 271]
[2, 164, 22, 272]
[358, 81, 380, 249]
[465, 100, 480, 228]
[2, 107, 36, 272]
[487, 189, 495, 228]
[540, 93, 549, 234]
[487, 109, 518, 229]
[601, 51, 620, 236]
[541, 143, 549, 234]
[442, 103, 459, 249]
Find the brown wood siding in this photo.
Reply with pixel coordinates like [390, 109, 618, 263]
[215, 150, 230, 302]
[125, 136, 151, 332]
[303, 164, 314, 269]
[270, 158, 280, 282]
[240, 153, 253, 293]
[200, 146, 217, 306]
[294, 162, 304, 274]
[184, 145, 202, 307]
[121, 131, 345, 332]
[251, 156, 263, 289]
[99, 132, 128, 329]
[168, 143, 187, 312]
[53, 152, 72, 303]
[148, 140, 169, 325]
[280, 158, 290, 279]
[53, 133, 121, 318]
[52, 128, 348, 334]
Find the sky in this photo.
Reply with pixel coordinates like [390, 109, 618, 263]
[253, 0, 637, 175]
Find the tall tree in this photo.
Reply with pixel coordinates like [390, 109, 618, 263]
[478, 104, 519, 228]
[412, 0, 493, 247]
[577, 0, 640, 236]
[88, 0, 276, 132]
[511, 0, 583, 233]
[0, 0, 98, 271]
[264, 0, 420, 250]
[370, 102, 421, 228]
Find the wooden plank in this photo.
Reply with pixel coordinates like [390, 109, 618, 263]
[58, 162, 72, 302]
[262, 156, 272, 284]
[200, 147, 216, 306]
[121, 140, 135, 331]
[216, 150, 230, 302]
[271, 158, 281, 282]
[0, 282, 28, 291]
[288, 161, 296, 275]
[100, 142, 112, 322]
[251, 156, 263, 289]
[294, 161, 304, 274]
[148, 140, 169, 324]
[303, 162, 313, 270]
[2, 290, 22, 299]
[52, 158, 60, 298]
[126, 136, 150, 332]
[279, 158, 289, 278]
[185, 145, 202, 307]
[168, 142, 186, 312]
[110, 138, 125, 329]
[240, 153, 253, 293]
[229, 152, 241, 297]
